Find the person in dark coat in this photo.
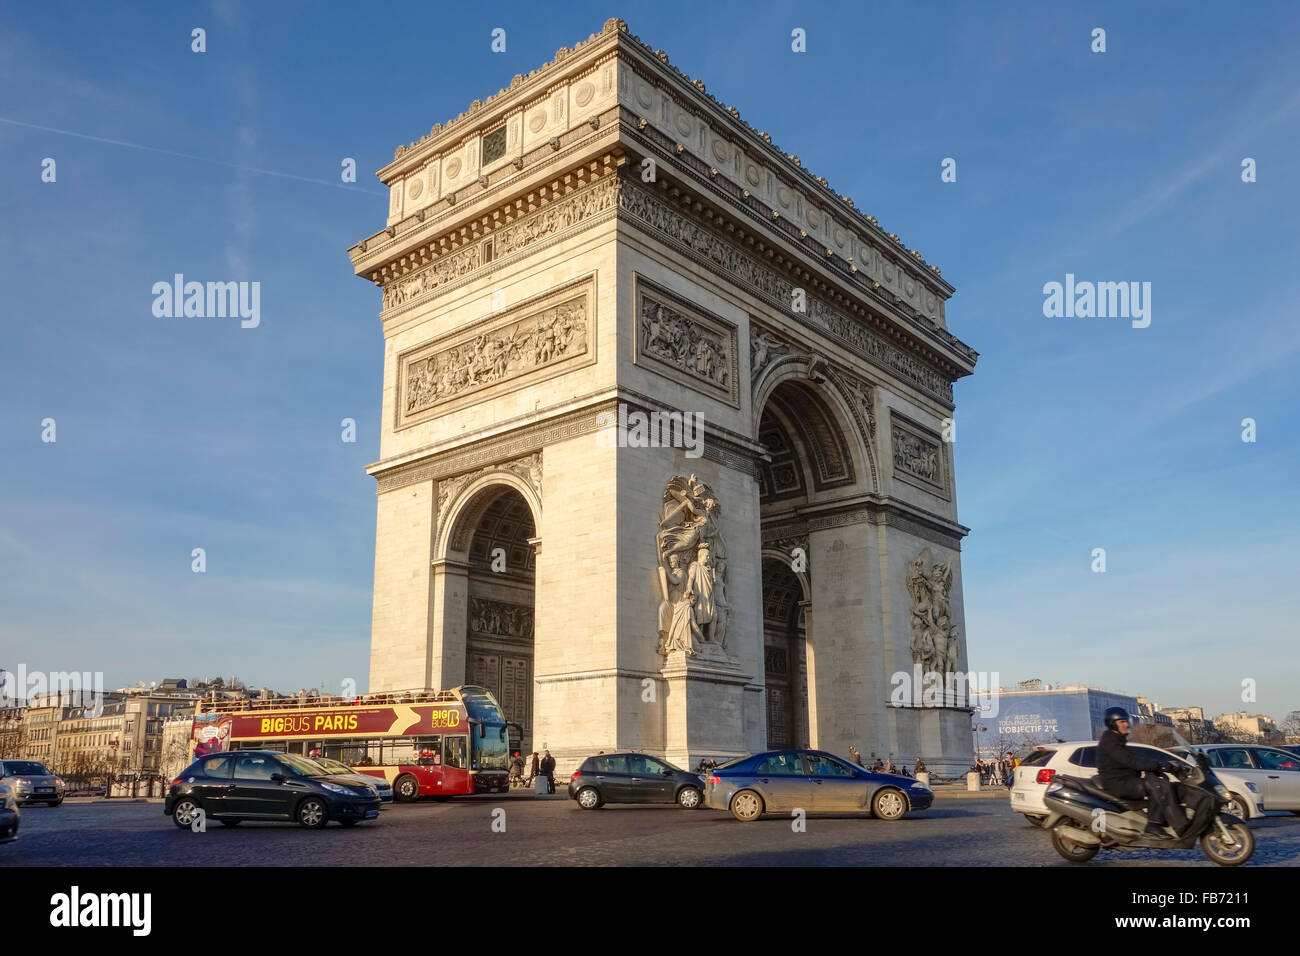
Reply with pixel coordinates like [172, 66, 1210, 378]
[539, 750, 557, 794]
[1097, 707, 1186, 836]
[527, 751, 540, 787]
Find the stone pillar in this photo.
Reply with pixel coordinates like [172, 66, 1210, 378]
[661, 653, 751, 771]
[430, 558, 469, 692]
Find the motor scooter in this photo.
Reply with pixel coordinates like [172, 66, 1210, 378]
[1040, 751, 1254, 866]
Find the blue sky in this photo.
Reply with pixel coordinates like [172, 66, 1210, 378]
[1, 2, 1296, 719]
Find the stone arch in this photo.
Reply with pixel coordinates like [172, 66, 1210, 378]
[436, 469, 542, 564]
[754, 356, 878, 496]
[434, 472, 542, 753]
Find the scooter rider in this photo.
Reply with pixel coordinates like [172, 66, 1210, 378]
[1097, 707, 1187, 837]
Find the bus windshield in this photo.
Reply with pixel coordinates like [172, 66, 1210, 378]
[473, 724, 510, 770]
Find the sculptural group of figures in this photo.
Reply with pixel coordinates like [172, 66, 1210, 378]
[405, 302, 586, 412]
[641, 299, 730, 390]
[655, 475, 730, 656]
[894, 430, 941, 483]
[906, 549, 960, 676]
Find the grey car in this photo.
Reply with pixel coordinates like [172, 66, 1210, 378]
[0, 760, 66, 806]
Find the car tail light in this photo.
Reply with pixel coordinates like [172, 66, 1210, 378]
[571, 771, 581, 781]
[708, 775, 721, 785]
[1036, 768, 1055, 784]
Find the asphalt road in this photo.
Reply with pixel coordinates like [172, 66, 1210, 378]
[5, 793, 1299, 866]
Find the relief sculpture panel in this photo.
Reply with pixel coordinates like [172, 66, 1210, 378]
[635, 277, 739, 407]
[398, 278, 594, 427]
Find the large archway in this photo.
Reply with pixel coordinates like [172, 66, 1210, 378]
[444, 483, 538, 754]
[756, 374, 872, 751]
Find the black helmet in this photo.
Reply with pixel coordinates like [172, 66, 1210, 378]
[1103, 707, 1130, 730]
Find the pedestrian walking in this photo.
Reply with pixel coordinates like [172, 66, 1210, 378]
[527, 751, 539, 787]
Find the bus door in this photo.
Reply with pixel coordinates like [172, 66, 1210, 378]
[442, 735, 469, 794]
[414, 736, 443, 794]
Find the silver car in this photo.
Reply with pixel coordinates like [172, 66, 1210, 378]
[1190, 744, 1300, 814]
[0, 784, 18, 843]
[0, 760, 66, 806]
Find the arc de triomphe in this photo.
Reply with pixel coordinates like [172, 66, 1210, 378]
[348, 19, 979, 774]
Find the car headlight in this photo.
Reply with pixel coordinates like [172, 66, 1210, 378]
[320, 782, 353, 795]
[1245, 782, 1260, 793]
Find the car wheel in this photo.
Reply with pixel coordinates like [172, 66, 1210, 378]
[729, 789, 764, 822]
[172, 798, 202, 830]
[220, 819, 242, 827]
[677, 786, 702, 809]
[48, 799, 63, 807]
[576, 787, 602, 810]
[394, 775, 420, 802]
[1024, 814, 1047, 827]
[872, 788, 907, 821]
[297, 797, 328, 829]
[1051, 824, 1099, 862]
[1221, 792, 1248, 819]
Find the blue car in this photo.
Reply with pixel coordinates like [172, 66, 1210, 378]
[704, 749, 934, 822]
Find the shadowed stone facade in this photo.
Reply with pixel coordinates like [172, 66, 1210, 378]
[349, 19, 979, 775]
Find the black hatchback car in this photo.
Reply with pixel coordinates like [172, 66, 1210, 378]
[568, 752, 705, 809]
[166, 751, 382, 829]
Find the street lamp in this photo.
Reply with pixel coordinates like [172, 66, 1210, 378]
[971, 723, 987, 760]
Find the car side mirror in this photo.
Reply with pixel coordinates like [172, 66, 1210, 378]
[270, 773, 285, 784]
[662, 769, 673, 776]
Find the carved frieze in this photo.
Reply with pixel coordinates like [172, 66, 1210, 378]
[380, 174, 619, 313]
[635, 277, 739, 406]
[618, 181, 954, 403]
[398, 279, 593, 427]
[890, 412, 948, 498]
[469, 597, 534, 641]
[382, 243, 483, 311]
[495, 175, 619, 257]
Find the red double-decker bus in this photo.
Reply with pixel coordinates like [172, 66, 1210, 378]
[190, 685, 511, 800]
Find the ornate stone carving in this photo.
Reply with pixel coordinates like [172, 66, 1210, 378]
[906, 548, 960, 680]
[635, 279, 738, 405]
[890, 413, 947, 496]
[829, 369, 876, 440]
[382, 243, 482, 310]
[469, 597, 534, 641]
[494, 175, 619, 257]
[654, 475, 731, 658]
[380, 175, 619, 312]
[399, 282, 591, 425]
[436, 453, 542, 549]
[618, 180, 954, 403]
[749, 326, 792, 383]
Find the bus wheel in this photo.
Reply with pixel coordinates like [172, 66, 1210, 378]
[297, 797, 328, 829]
[395, 775, 420, 802]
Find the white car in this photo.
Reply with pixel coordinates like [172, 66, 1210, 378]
[1188, 744, 1300, 814]
[1010, 741, 1264, 824]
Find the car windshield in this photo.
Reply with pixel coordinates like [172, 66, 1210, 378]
[314, 758, 353, 774]
[3, 761, 50, 776]
[277, 753, 329, 777]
